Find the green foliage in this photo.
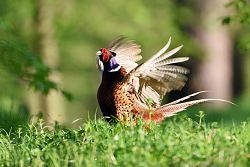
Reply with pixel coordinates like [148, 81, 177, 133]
[0, 0, 72, 102]
[0, 33, 72, 100]
[0, 116, 249, 166]
[222, 0, 250, 25]
[222, 0, 250, 53]
[0, 38, 54, 94]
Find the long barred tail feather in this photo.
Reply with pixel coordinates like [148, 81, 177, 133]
[147, 92, 235, 123]
[155, 98, 235, 118]
[165, 91, 208, 106]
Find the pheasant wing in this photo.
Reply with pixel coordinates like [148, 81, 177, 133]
[108, 37, 142, 73]
[125, 38, 189, 107]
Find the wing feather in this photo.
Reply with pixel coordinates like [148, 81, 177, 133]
[108, 37, 142, 73]
[153, 45, 183, 64]
[156, 65, 189, 74]
[125, 38, 189, 105]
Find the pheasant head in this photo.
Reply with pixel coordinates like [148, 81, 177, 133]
[96, 48, 121, 72]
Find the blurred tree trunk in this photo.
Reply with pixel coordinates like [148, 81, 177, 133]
[195, 0, 233, 103]
[242, 51, 250, 102]
[28, 0, 65, 124]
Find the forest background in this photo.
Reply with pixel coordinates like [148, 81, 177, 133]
[0, 0, 249, 128]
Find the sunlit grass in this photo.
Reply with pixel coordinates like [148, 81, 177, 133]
[0, 112, 249, 166]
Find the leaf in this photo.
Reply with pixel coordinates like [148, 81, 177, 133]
[222, 16, 232, 25]
[61, 90, 74, 101]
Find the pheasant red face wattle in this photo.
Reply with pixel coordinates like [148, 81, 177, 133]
[101, 48, 112, 62]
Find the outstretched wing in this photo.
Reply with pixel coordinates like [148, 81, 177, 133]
[108, 37, 142, 73]
[124, 37, 189, 107]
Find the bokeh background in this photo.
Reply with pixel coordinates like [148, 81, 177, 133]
[0, 0, 249, 128]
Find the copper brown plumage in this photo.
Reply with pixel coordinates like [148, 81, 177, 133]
[96, 37, 233, 123]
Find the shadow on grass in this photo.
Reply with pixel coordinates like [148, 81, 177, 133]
[0, 106, 29, 132]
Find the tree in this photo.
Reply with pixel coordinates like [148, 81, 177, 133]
[0, 0, 70, 125]
[30, 0, 65, 124]
[195, 0, 233, 103]
[222, 0, 250, 102]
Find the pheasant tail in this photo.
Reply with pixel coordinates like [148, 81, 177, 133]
[142, 92, 234, 123]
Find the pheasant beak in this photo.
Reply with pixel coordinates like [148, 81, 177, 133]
[96, 51, 102, 56]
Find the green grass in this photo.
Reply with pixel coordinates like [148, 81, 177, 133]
[0, 113, 250, 166]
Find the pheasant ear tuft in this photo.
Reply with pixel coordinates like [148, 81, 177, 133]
[111, 51, 116, 56]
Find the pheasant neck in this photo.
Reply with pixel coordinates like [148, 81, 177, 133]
[101, 67, 126, 85]
[103, 57, 121, 72]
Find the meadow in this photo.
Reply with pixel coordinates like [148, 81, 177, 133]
[0, 111, 249, 166]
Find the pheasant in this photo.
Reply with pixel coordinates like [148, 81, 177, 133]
[96, 37, 232, 123]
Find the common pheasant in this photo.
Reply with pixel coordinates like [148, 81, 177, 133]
[96, 37, 232, 123]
